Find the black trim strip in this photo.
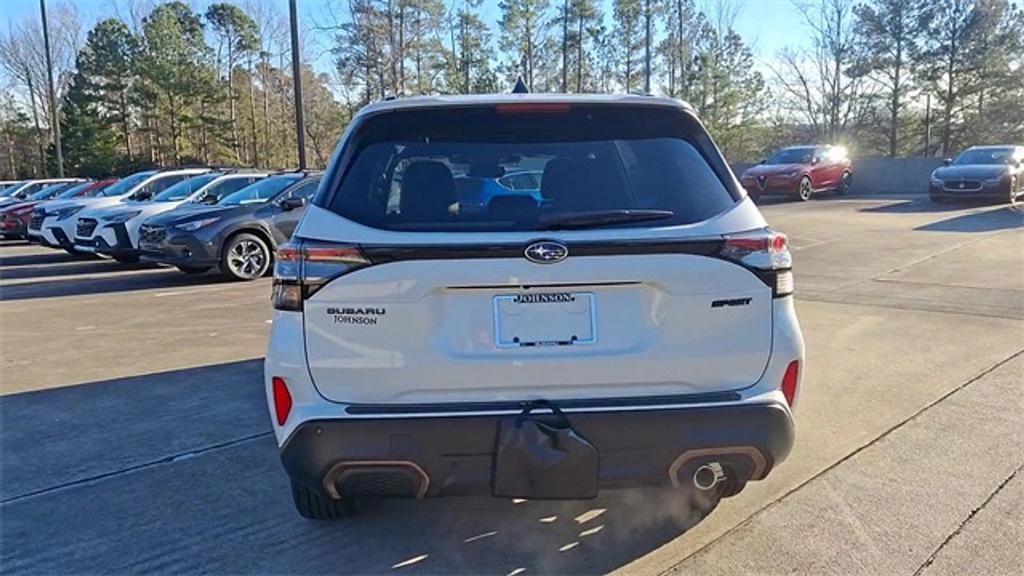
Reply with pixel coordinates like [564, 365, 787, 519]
[344, 391, 743, 415]
[360, 238, 724, 263]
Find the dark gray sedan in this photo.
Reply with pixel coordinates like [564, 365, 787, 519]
[929, 145, 1024, 204]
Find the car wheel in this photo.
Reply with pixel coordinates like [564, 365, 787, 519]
[837, 172, 852, 195]
[797, 176, 813, 201]
[291, 481, 354, 520]
[221, 232, 271, 281]
[176, 265, 211, 275]
[113, 254, 140, 264]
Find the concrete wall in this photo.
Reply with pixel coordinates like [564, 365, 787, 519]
[730, 157, 946, 195]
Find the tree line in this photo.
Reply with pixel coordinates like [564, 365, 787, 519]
[1, 0, 1022, 180]
[1, 1, 345, 178]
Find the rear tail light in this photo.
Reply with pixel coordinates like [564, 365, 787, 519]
[720, 230, 793, 297]
[271, 239, 370, 311]
[781, 360, 800, 407]
[271, 377, 293, 425]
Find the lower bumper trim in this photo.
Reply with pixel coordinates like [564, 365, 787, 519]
[280, 402, 795, 498]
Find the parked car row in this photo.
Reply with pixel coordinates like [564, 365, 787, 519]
[739, 144, 1023, 204]
[0, 167, 321, 280]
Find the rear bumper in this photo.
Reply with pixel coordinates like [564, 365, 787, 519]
[279, 402, 795, 498]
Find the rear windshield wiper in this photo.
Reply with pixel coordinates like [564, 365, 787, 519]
[537, 209, 674, 230]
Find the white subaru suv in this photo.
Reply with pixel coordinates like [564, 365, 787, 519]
[72, 171, 268, 263]
[29, 168, 210, 257]
[265, 95, 804, 520]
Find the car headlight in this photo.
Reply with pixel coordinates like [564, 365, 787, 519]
[174, 217, 220, 232]
[55, 205, 84, 221]
[985, 175, 1008, 184]
[102, 210, 141, 223]
[785, 171, 799, 178]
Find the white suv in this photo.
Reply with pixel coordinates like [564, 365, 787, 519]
[29, 168, 210, 256]
[265, 95, 804, 520]
[72, 171, 268, 262]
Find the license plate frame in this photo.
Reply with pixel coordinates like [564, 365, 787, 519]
[493, 292, 597, 348]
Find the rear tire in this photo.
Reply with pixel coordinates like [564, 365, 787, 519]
[797, 177, 813, 201]
[176, 265, 211, 275]
[837, 172, 852, 195]
[220, 232, 271, 281]
[291, 481, 353, 520]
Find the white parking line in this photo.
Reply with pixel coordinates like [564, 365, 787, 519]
[153, 286, 234, 298]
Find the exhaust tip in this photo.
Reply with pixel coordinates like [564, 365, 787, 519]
[323, 461, 430, 499]
[693, 463, 723, 491]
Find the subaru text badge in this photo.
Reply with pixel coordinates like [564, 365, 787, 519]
[524, 241, 569, 264]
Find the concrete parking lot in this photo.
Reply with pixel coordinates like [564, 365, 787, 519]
[1, 195, 1022, 575]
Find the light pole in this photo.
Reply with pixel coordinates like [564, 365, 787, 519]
[288, 0, 307, 170]
[40, 0, 64, 176]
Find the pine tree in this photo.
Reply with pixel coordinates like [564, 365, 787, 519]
[206, 3, 259, 162]
[76, 19, 138, 161]
[498, 0, 551, 91]
[850, 0, 927, 157]
[60, 67, 121, 177]
[138, 2, 212, 164]
[612, 0, 643, 92]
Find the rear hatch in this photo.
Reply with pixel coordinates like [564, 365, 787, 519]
[291, 102, 775, 406]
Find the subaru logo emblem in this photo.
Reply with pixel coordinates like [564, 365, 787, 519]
[524, 241, 568, 264]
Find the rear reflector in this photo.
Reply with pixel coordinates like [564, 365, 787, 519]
[272, 377, 293, 426]
[775, 270, 794, 297]
[781, 361, 800, 407]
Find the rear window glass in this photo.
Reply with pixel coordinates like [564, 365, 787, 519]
[325, 106, 737, 232]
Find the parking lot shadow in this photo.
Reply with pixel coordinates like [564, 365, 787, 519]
[0, 359, 268, 503]
[915, 205, 1024, 233]
[0, 267, 235, 301]
[1, 358, 706, 575]
[0, 249, 95, 267]
[858, 198, 967, 214]
[0, 258, 156, 281]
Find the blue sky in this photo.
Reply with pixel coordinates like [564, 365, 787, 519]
[3, 0, 806, 76]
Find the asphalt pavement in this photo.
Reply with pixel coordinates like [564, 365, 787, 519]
[1, 195, 1021, 575]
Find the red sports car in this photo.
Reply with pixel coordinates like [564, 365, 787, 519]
[740, 145, 853, 202]
[1, 180, 114, 239]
